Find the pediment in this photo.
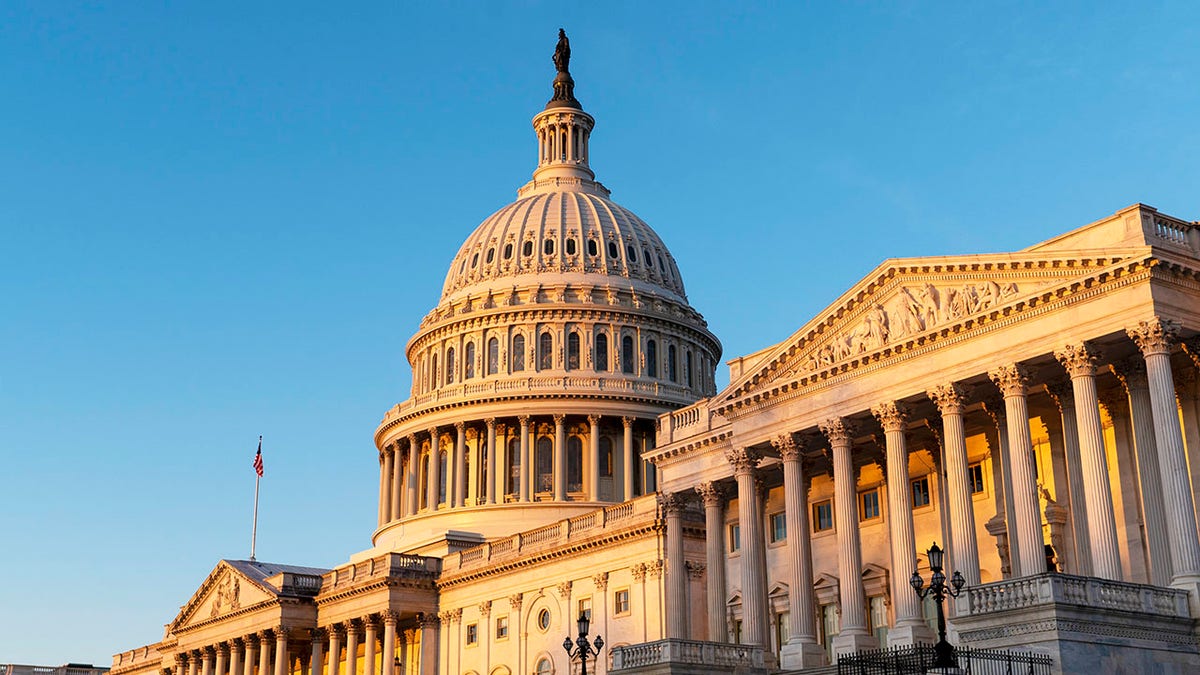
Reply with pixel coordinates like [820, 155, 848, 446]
[717, 248, 1152, 407]
[171, 561, 275, 631]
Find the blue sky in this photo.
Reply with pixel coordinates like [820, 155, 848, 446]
[2, 1, 1198, 664]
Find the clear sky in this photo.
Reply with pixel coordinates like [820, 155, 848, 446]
[2, 1, 1197, 664]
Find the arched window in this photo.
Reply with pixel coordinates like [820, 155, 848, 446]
[667, 344, 678, 383]
[438, 449, 448, 504]
[646, 339, 658, 377]
[686, 350, 694, 387]
[599, 437, 614, 477]
[446, 347, 456, 384]
[567, 436, 583, 493]
[487, 337, 499, 375]
[465, 342, 476, 379]
[595, 333, 609, 372]
[627, 245, 637, 263]
[507, 437, 521, 496]
[621, 335, 635, 374]
[567, 332, 580, 370]
[534, 658, 552, 675]
[430, 353, 438, 389]
[512, 335, 526, 372]
[536, 437, 553, 494]
[419, 452, 429, 509]
[539, 332, 553, 370]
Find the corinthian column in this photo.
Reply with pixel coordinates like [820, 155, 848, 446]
[988, 364, 1045, 577]
[1129, 319, 1200, 601]
[485, 418, 497, 504]
[427, 428, 440, 510]
[215, 644, 228, 675]
[623, 417, 635, 500]
[344, 622, 360, 675]
[406, 435, 419, 516]
[1113, 357, 1173, 585]
[774, 435, 824, 668]
[418, 613, 439, 675]
[1044, 381, 1093, 576]
[726, 446, 768, 649]
[257, 632, 272, 675]
[244, 639, 258, 675]
[453, 422, 466, 507]
[273, 627, 289, 675]
[871, 402, 934, 645]
[201, 648, 214, 675]
[231, 640, 244, 675]
[554, 414, 567, 500]
[391, 444, 403, 520]
[362, 619, 378, 675]
[929, 383, 981, 585]
[379, 449, 392, 526]
[696, 481, 728, 642]
[588, 415, 601, 500]
[518, 416, 531, 502]
[662, 491, 689, 639]
[326, 626, 342, 675]
[309, 630, 324, 675]
[820, 418, 876, 656]
[381, 612, 397, 675]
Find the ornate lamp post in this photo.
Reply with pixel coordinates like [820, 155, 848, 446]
[563, 613, 604, 675]
[910, 542, 966, 669]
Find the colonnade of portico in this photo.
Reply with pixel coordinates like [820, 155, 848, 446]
[377, 414, 658, 527]
[171, 613, 440, 675]
[658, 317, 1200, 667]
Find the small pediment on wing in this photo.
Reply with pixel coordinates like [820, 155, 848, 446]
[171, 561, 275, 631]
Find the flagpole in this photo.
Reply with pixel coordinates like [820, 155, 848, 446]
[251, 435, 262, 561]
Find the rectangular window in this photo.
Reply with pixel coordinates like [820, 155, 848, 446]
[728, 522, 741, 552]
[577, 597, 592, 622]
[968, 462, 985, 494]
[812, 500, 834, 532]
[495, 616, 509, 640]
[614, 589, 631, 615]
[911, 477, 931, 508]
[859, 489, 881, 521]
[819, 603, 839, 662]
[769, 512, 786, 543]
[732, 619, 743, 645]
[869, 596, 889, 645]
[774, 611, 789, 656]
[466, 622, 478, 645]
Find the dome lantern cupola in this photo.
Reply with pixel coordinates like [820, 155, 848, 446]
[525, 29, 602, 195]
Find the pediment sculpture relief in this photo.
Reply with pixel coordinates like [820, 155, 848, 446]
[210, 574, 241, 617]
[803, 280, 1020, 372]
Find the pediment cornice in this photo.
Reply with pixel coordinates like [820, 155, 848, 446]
[169, 561, 277, 635]
[714, 248, 1160, 418]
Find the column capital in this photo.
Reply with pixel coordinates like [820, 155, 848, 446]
[345, 619, 363, 637]
[592, 572, 609, 591]
[553, 413, 566, 425]
[274, 625, 289, 637]
[587, 414, 601, 425]
[329, 624, 345, 639]
[382, 610, 399, 626]
[1128, 317, 1180, 356]
[485, 417, 496, 429]
[378, 449, 386, 464]
[202, 647, 215, 659]
[310, 627, 327, 642]
[927, 382, 971, 415]
[508, 592, 524, 611]
[622, 416, 635, 429]
[518, 415, 531, 427]
[407, 433, 418, 447]
[989, 363, 1035, 397]
[1110, 357, 1149, 391]
[819, 417, 856, 445]
[478, 600, 492, 616]
[428, 427, 438, 439]
[696, 480, 727, 506]
[660, 491, 689, 514]
[1054, 342, 1102, 378]
[217, 644, 230, 657]
[724, 446, 762, 476]
[556, 580, 572, 598]
[1044, 380, 1074, 411]
[771, 433, 801, 461]
[230, 638, 245, 654]
[631, 562, 648, 581]
[418, 612, 440, 628]
[871, 401, 908, 432]
[257, 630, 273, 642]
[453, 421, 465, 432]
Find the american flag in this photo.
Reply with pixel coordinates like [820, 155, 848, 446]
[253, 436, 264, 477]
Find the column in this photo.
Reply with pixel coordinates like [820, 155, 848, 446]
[381, 612, 397, 675]
[309, 630, 324, 675]
[485, 418, 497, 504]
[663, 492, 689, 639]
[231, 640, 244, 675]
[1113, 357, 1173, 585]
[344, 621, 360, 675]
[696, 482, 728, 642]
[257, 632, 272, 675]
[274, 627, 289, 675]
[623, 417, 635, 500]
[519, 416, 531, 502]
[820, 417, 876, 655]
[988, 364, 1045, 577]
[774, 435, 823, 668]
[201, 648, 214, 675]
[588, 415, 601, 500]
[1129, 319, 1200, 600]
[187, 653, 199, 675]
[1176, 365, 1200, 532]
[982, 397, 1019, 576]
[553, 414, 567, 500]
[726, 447, 769, 649]
[245, 638, 259, 675]
[871, 402, 934, 645]
[215, 645, 228, 675]
[326, 626, 342, 675]
[419, 613, 439, 675]
[1055, 344, 1123, 580]
[391, 444, 404, 521]
[363, 619, 378, 675]
[928, 384, 982, 585]
[381, 449, 394, 525]
[1045, 381, 1093, 576]
[406, 436, 419, 516]
[449, 422, 463, 507]
[427, 428, 440, 510]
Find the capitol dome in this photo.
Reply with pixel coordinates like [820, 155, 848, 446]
[371, 33, 720, 554]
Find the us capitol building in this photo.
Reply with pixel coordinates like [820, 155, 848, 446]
[111, 34, 1200, 675]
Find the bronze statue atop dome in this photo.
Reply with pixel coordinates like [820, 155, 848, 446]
[546, 29, 581, 110]
[553, 28, 571, 73]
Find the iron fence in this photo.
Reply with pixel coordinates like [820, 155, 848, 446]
[837, 643, 1053, 675]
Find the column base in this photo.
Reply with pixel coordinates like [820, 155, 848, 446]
[779, 640, 826, 669]
[832, 632, 878, 660]
[886, 622, 936, 648]
[1170, 573, 1200, 617]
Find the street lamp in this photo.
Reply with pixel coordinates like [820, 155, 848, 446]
[563, 613, 604, 675]
[910, 542, 966, 669]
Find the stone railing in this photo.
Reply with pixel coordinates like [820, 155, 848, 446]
[610, 639, 765, 671]
[323, 552, 439, 591]
[659, 399, 717, 444]
[442, 495, 658, 575]
[110, 645, 162, 671]
[959, 573, 1191, 618]
[1146, 212, 1200, 255]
